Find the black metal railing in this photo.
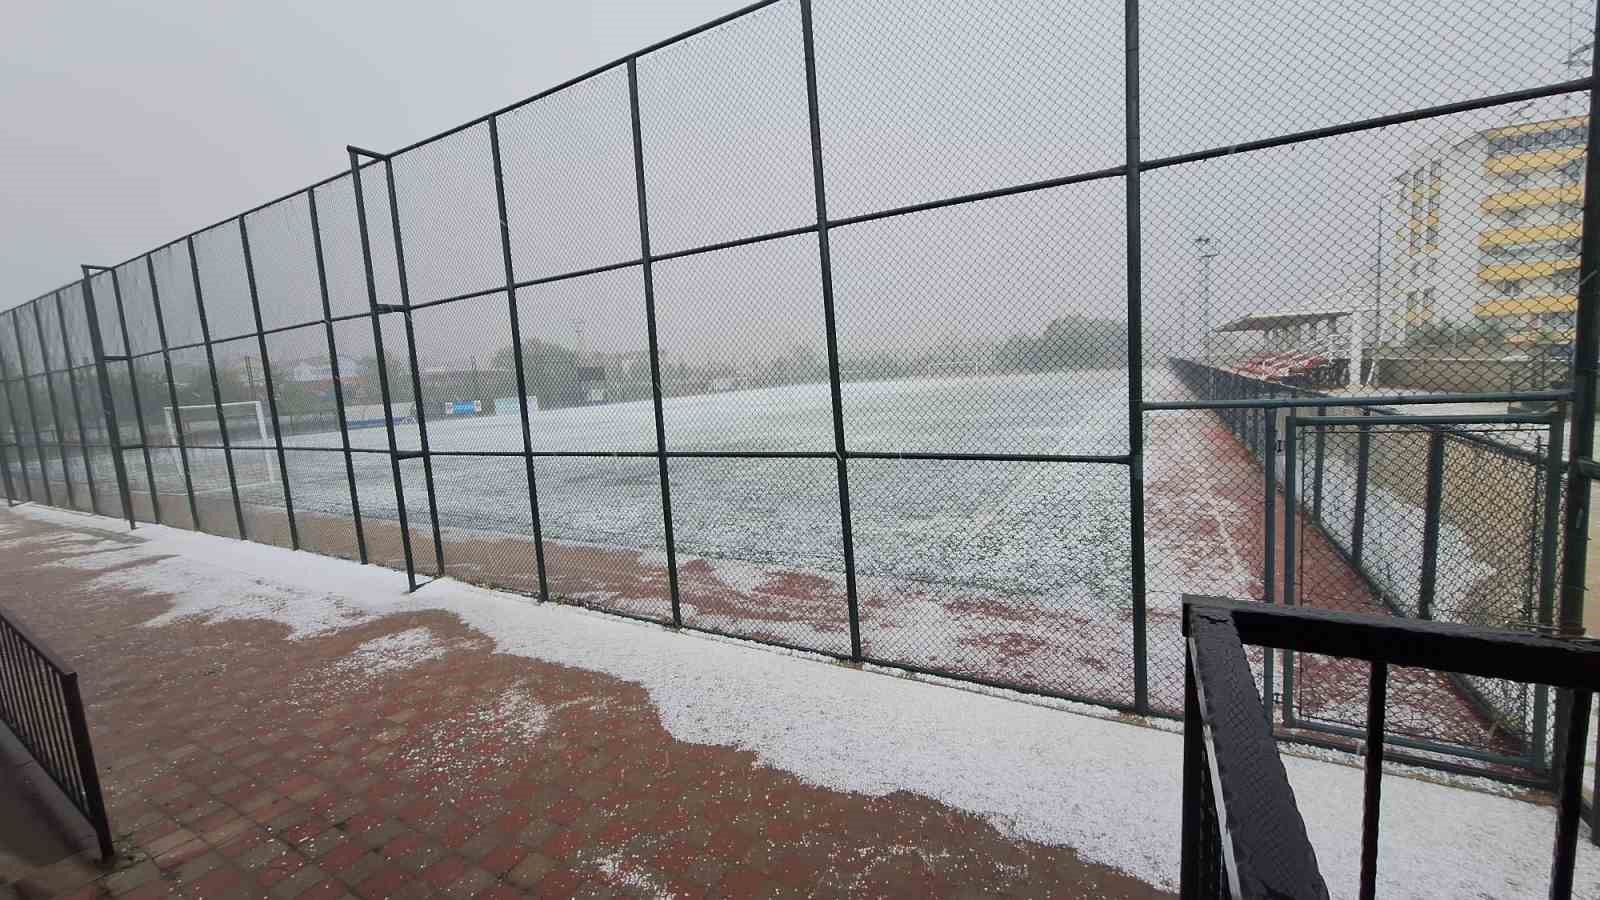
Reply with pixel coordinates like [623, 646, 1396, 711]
[1159, 359, 1570, 777]
[0, 605, 113, 860]
[1181, 596, 1600, 900]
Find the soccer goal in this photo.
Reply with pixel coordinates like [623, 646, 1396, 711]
[161, 401, 280, 490]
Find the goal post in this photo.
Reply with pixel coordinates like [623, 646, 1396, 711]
[161, 400, 279, 489]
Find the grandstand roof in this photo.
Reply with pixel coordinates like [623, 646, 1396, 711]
[1214, 307, 1365, 333]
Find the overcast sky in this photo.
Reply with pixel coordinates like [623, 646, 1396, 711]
[0, 0, 742, 304]
[1, 0, 1587, 373]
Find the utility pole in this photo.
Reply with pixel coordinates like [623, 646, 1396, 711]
[1369, 196, 1384, 388]
[1195, 236, 1219, 359]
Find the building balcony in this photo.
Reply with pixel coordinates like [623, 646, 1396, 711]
[1484, 146, 1585, 176]
[1479, 222, 1582, 248]
[1480, 184, 1583, 213]
[1477, 258, 1580, 282]
[1484, 113, 1588, 141]
[1507, 327, 1577, 345]
[1471, 294, 1577, 317]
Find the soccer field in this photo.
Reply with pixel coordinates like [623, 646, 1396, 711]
[15, 366, 1518, 749]
[127, 369, 1147, 703]
[266, 369, 1137, 602]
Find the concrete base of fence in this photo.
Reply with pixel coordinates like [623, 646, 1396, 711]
[0, 726, 109, 890]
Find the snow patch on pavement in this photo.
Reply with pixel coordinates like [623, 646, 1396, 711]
[395, 686, 552, 781]
[12, 503, 1600, 898]
[334, 628, 451, 678]
[593, 852, 677, 899]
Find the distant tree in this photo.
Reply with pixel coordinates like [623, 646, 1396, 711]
[346, 353, 414, 403]
[491, 338, 581, 407]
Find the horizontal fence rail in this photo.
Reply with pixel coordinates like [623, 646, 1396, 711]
[0, 606, 113, 860]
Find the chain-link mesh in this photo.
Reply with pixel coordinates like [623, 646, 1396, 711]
[3, 0, 1598, 787]
[245, 195, 325, 333]
[1284, 419, 1558, 770]
[1145, 100, 1588, 399]
[852, 458, 1133, 703]
[499, 69, 638, 281]
[514, 269, 656, 451]
[833, 181, 1129, 456]
[814, 0, 1123, 218]
[655, 235, 830, 452]
[638, 0, 813, 254]
[533, 455, 673, 623]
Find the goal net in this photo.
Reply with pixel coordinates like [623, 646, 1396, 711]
[161, 401, 279, 490]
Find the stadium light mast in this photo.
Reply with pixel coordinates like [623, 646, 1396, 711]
[1194, 236, 1219, 357]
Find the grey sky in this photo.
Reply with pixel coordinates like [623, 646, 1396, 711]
[0, 0, 740, 304]
[2, 0, 1589, 380]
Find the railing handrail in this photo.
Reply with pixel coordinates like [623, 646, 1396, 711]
[1160, 357, 1561, 464]
[1183, 602, 1330, 899]
[0, 604, 75, 676]
[1181, 597, 1600, 899]
[1189, 595, 1600, 689]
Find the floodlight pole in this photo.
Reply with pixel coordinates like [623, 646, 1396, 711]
[1195, 236, 1218, 359]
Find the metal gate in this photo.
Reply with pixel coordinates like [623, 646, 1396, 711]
[1281, 409, 1566, 774]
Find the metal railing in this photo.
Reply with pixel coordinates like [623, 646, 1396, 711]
[0, 605, 113, 860]
[1181, 596, 1600, 900]
[1160, 358, 1576, 773]
[1183, 600, 1327, 899]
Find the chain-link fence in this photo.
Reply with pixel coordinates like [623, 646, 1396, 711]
[2, 0, 1598, 782]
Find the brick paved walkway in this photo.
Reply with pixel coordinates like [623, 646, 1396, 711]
[0, 509, 1167, 899]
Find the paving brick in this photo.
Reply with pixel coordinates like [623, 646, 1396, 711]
[102, 861, 161, 896]
[152, 838, 209, 870]
[421, 855, 467, 891]
[268, 864, 330, 900]
[334, 851, 389, 891]
[190, 864, 245, 896]
[319, 842, 372, 875]
[503, 853, 554, 890]
[0, 512, 1172, 900]
[296, 878, 352, 900]
[439, 867, 495, 899]
[141, 828, 196, 858]
[353, 865, 411, 900]
[477, 844, 527, 878]
[172, 850, 224, 884]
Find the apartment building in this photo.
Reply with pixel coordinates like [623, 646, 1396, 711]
[1391, 113, 1586, 347]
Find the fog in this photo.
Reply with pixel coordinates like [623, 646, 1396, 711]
[2, 0, 1590, 400]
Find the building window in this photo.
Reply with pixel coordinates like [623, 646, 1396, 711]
[1489, 125, 1588, 157]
